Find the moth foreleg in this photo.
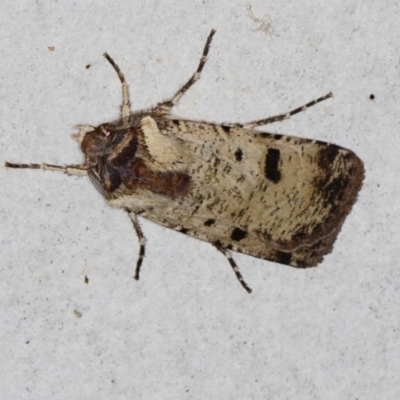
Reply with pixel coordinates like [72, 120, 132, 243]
[126, 210, 146, 280]
[214, 244, 252, 294]
[103, 52, 131, 118]
[228, 92, 333, 129]
[4, 162, 87, 176]
[155, 29, 216, 114]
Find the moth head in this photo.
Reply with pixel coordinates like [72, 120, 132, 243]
[73, 124, 112, 167]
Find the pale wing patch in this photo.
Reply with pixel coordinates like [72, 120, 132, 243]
[140, 116, 193, 170]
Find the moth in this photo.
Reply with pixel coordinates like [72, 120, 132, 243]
[5, 30, 364, 293]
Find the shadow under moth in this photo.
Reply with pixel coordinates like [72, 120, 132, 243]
[5, 30, 364, 293]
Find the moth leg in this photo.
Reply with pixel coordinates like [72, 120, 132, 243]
[229, 92, 333, 129]
[103, 53, 131, 118]
[4, 162, 87, 176]
[214, 244, 252, 294]
[126, 210, 146, 280]
[155, 29, 216, 114]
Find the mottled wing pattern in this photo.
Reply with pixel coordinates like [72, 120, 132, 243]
[108, 116, 364, 268]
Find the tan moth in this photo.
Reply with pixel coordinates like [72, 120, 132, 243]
[5, 30, 364, 293]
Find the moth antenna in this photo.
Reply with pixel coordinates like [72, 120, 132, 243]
[4, 162, 87, 176]
[103, 52, 131, 118]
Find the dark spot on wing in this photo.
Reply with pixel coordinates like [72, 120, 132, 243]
[221, 125, 231, 132]
[322, 175, 348, 210]
[204, 219, 216, 226]
[234, 148, 243, 162]
[274, 251, 292, 265]
[214, 240, 222, 248]
[231, 227, 248, 242]
[264, 148, 281, 183]
[174, 173, 192, 197]
[317, 144, 339, 169]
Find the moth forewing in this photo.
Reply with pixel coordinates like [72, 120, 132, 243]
[109, 118, 364, 268]
[5, 29, 364, 293]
